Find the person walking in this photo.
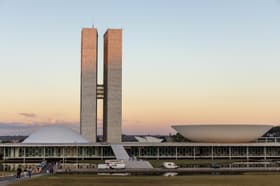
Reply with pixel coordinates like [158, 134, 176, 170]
[50, 166, 54, 174]
[23, 168, 27, 177]
[16, 167, 22, 179]
[28, 167, 32, 178]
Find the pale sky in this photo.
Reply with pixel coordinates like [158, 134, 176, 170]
[0, 0, 280, 135]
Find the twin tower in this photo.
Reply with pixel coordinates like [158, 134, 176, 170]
[80, 27, 122, 143]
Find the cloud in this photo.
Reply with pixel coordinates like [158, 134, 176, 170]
[18, 113, 37, 118]
[0, 121, 79, 136]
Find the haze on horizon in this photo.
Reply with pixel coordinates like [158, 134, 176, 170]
[0, 0, 280, 136]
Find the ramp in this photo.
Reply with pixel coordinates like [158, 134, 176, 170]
[124, 160, 153, 169]
[111, 144, 130, 160]
[110, 144, 153, 169]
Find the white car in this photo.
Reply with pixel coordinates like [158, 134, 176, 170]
[105, 160, 126, 169]
[162, 162, 179, 169]
[97, 164, 110, 169]
[110, 163, 126, 169]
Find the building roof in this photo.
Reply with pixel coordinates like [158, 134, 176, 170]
[22, 126, 88, 144]
[172, 124, 274, 143]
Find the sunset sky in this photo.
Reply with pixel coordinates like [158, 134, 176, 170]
[0, 0, 280, 135]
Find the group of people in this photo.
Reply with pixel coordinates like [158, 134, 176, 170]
[15, 162, 56, 179]
[16, 167, 32, 179]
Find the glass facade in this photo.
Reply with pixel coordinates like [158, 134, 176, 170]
[1, 144, 280, 161]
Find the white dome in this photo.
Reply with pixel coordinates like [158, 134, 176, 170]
[23, 126, 88, 143]
[172, 124, 274, 143]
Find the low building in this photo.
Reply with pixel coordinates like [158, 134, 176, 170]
[0, 125, 280, 164]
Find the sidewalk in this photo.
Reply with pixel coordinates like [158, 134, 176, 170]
[0, 173, 44, 186]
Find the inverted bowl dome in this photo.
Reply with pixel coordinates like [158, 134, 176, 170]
[172, 124, 274, 143]
[23, 126, 88, 144]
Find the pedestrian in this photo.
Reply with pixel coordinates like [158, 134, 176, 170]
[50, 166, 54, 174]
[16, 167, 22, 179]
[28, 167, 32, 178]
[23, 168, 27, 177]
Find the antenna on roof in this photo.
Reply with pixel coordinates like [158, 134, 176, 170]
[92, 23, 95, 28]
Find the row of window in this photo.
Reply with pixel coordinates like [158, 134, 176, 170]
[3, 146, 280, 158]
[127, 147, 280, 157]
[4, 147, 113, 158]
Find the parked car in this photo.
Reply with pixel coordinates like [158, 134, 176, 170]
[105, 160, 126, 169]
[97, 164, 110, 169]
[162, 162, 179, 169]
[110, 162, 126, 169]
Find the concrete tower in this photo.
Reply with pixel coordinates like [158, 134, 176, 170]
[103, 29, 122, 143]
[80, 28, 98, 143]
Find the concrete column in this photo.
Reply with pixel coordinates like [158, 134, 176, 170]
[43, 146, 45, 160]
[264, 146, 267, 160]
[157, 147, 159, 160]
[103, 29, 122, 143]
[76, 145, 79, 168]
[211, 146, 214, 160]
[246, 146, 249, 162]
[3, 147, 5, 160]
[23, 147, 26, 164]
[63, 147, 65, 169]
[101, 147, 103, 160]
[11, 147, 14, 158]
[80, 28, 98, 143]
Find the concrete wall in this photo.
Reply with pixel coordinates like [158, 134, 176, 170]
[80, 28, 97, 142]
[103, 29, 122, 143]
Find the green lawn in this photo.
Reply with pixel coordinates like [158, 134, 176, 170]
[8, 174, 280, 186]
